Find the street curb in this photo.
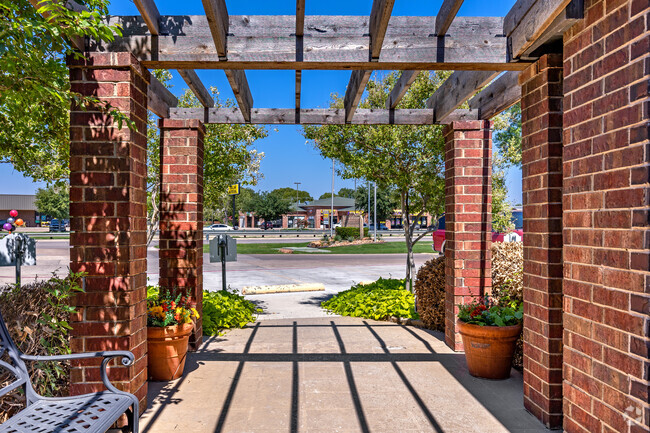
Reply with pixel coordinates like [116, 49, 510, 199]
[242, 283, 326, 295]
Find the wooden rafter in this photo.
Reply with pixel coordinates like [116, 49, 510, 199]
[386, 71, 418, 109]
[344, 0, 395, 123]
[295, 0, 305, 112]
[93, 15, 518, 71]
[435, 0, 465, 36]
[201, 0, 253, 121]
[133, 0, 213, 108]
[426, 70, 498, 123]
[169, 108, 478, 125]
[468, 71, 521, 120]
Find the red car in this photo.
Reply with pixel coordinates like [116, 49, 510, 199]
[432, 209, 523, 253]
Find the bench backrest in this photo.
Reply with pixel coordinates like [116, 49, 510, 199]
[0, 309, 36, 404]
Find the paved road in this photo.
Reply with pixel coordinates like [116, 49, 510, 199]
[2, 239, 437, 320]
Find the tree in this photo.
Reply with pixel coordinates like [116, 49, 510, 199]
[319, 192, 335, 200]
[250, 191, 291, 223]
[337, 187, 356, 198]
[271, 187, 313, 204]
[0, 1, 125, 184]
[146, 82, 267, 243]
[353, 185, 397, 223]
[303, 71, 448, 290]
[35, 184, 69, 220]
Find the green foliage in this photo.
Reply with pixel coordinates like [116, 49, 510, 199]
[0, 0, 125, 183]
[35, 184, 69, 220]
[321, 278, 417, 321]
[337, 188, 356, 198]
[457, 295, 523, 327]
[493, 104, 522, 168]
[271, 187, 313, 203]
[353, 185, 398, 222]
[491, 168, 514, 233]
[250, 190, 291, 222]
[202, 290, 259, 335]
[319, 192, 335, 200]
[335, 226, 369, 239]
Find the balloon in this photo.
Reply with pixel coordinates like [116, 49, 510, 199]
[3, 223, 12, 231]
[7, 218, 14, 225]
[15, 219, 23, 226]
[9, 210, 17, 218]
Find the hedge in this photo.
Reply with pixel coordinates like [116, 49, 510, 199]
[335, 226, 369, 239]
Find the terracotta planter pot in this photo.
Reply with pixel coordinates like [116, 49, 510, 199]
[458, 320, 522, 380]
[147, 323, 193, 381]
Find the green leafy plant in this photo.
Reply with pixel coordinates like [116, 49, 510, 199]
[457, 295, 523, 327]
[202, 290, 260, 335]
[335, 227, 369, 239]
[321, 278, 417, 321]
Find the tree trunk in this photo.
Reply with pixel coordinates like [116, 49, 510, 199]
[146, 180, 160, 247]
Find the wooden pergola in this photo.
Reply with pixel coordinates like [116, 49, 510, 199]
[36, 0, 650, 431]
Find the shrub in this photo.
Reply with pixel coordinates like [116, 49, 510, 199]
[335, 227, 369, 240]
[202, 290, 259, 335]
[321, 278, 417, 321]
[414, 256, 445, 331]
[0, 273, 84, 422]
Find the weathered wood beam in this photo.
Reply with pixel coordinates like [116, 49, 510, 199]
[386, 71, 419, 109]
[224, 70, 253, 122]
[133, 0, 160, 35]
[435, 0, 464, 36]
[426, 70, 498, 122]
[468, 71, 521, 120]
[505, 0, 580, 60]
[518, 1, 583, 59]
[295, 0, 305, 111]
[178, 69, 214, 108]
[169, 108, 477, 125]
[295, 70, 302, 111]
[369, 0, 396, 59]
[344, 70, 371, 123]
[296, 0, 305, 36]
[148, 76, 178, 118]
[201, 0, 229, 59]
[94, 15, 523, 71]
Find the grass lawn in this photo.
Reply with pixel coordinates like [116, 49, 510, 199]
[202, 241, 435, 254]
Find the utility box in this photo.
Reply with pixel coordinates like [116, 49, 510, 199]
[209, 234, 237, 263]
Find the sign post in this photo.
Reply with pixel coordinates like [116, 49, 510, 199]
[228, 184, 240, 229]
[209, 234, 237, 290]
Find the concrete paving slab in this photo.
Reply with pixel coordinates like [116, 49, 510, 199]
[141, 317, 549, 433]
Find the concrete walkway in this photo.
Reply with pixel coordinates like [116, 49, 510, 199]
[142, 317, 548, 433]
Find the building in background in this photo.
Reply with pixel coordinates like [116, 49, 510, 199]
[0, 195, 42, 226]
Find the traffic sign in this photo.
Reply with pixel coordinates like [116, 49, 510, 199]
[228, 184, 240, 195]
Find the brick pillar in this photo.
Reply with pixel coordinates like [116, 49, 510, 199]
[443, 120, 493, 351]
[68, 53, 149, 410]
[159, 119, 205, 350]
[520, 54, 564, 429]
[563, 0, 650, 431]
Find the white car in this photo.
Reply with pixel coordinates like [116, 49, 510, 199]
[207, 224, 234, 231]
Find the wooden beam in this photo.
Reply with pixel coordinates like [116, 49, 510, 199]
[224, 70, 253, 122]
[169, 107, 478, 125]
[435, 0, 465, 36]
[201, 0, 229, 59]
[133, 0, 160, 35]
[148, 76, 178, 118]
[344, 70, 372, 123]
[386, 71, 419, 109]
[369, 0, 396, 59]
[296, 0, 305, 36]
[178, 69, 214, 108]
[426, 70, 498, 122]
[518, 1, 583, 59]
[506, 0, 575, 60]
[468, 71, 521, 119]
[295, 0, 305, 110]
[295, 70, 302, 111]
[94, 15, 522, 71]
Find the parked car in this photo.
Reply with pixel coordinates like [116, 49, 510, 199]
[49, 219, 66, 232]
[432, 209, 523, 253]
[368, 223, 388, 231]
[260, 221, 274, 230]
[207, 223, 234, 231]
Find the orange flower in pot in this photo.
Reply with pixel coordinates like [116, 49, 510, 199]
[457, 295, 523, 380]
[147, 289, 200, 381]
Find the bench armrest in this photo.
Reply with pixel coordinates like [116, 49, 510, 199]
[21, 351, 135, 394]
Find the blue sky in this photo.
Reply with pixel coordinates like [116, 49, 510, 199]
[4, 0, 522, 204]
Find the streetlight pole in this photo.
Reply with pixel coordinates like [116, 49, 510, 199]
[373, 182, 377, 242]
[330, 159, 334, 238]
[367, 181, 371, 236]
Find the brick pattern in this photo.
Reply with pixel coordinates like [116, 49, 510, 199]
[159, 119, 205, 350]
[563, 0, 649, 431]
[68, 52, 149, 410]
[443, 120, 493, 351]
[520, 54, 565, 429]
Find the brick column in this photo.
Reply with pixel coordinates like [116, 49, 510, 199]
[563, 0, 649, 432]
[520, 54, 564, 429]
[68, 53, 149, 409]
[159, 119, 205, 350]
[443, 120, 492, 351]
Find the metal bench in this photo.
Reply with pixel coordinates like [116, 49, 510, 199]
[0, 310, 139, 433]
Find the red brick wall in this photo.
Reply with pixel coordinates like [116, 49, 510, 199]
[520, 54, 565, 429]
[443, 120, 493, 351]
[159, 119, 205, 350]
[68, 53, 149, 410]
[563, 0, 649, 431]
